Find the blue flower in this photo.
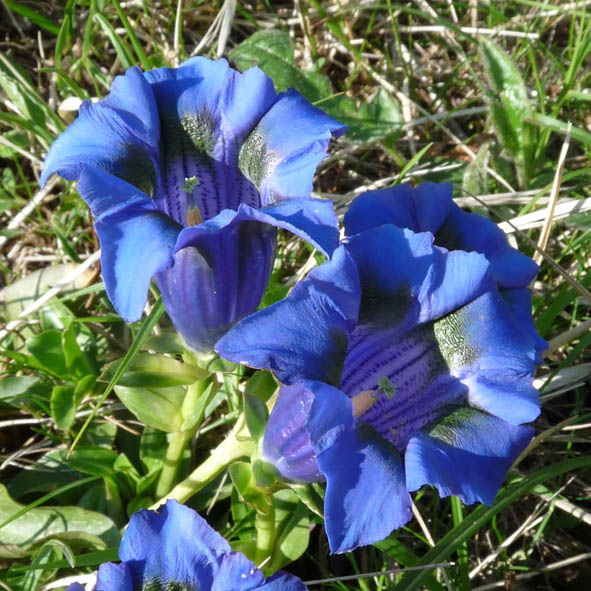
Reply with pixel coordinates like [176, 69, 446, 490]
[216, 185, 544, 553]
[42, 57, 345, 352]
[67, 500, 306, 591]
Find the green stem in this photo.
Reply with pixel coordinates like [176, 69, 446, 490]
[254, 502, 276, 571]
[152, 422, 253, 508]
[155, 428, 195, 499]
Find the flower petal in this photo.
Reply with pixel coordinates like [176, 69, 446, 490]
[243, 89, 347, 206]
[405, 407, 533, 504]
[344, 224, 490, 334]
[501, 288, 548, 362]
[263, 383, 323, 483]
[96, 563, 133, 591]
[41, 66, 160, 196]
[344, 182, 453, 237]
[253, 571, 308, 591]
[215, 246, 360, 385]
[77, 168, 181, 322]
[176, 199, 339, 258]
[305, 381, 412, 553]
[158, 218, 276, 353]
[120, 500, 229, 590]
[211, 553, 265, 591]
[435, 203, 539, 289]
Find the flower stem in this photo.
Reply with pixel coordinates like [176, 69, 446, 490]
[151, 422, 252, 508]
[155, 428, 195, 499]
[255, 502, 276, 571]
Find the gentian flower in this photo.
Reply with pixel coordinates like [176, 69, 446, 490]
[41, 57, 345, 352]
[67, 500, 306, 591]
[216, 184, 545, 553]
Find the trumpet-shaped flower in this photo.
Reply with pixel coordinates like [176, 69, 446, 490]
[42, 58, 345, 352]
[216, 185, 545, 553]
[68, 500, 306, 591]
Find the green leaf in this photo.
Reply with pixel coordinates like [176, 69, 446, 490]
[229, 462, 272, 513]
[230, 30, 328, 103]
[244, 393, 269, 441]
[244, 370, 277, 403]
[322, 89, 402, 142]
[528, 113, 591, 147]
[114, 384, 185, 432]
[480, 39, 536, 187]
[142, 332, 186, 355]
[66, 447, 119, 479]
[50, 385, 78, 430]
[462, 140, 490, 196]
[5, 2, 59, 35]
[393, 455, 591, 591]
[0, 484, 119, 558]
[269, 489, 310, 571]
[253, 459, 277, 489]
[26, 330, 68, 378]
[93, 13, 135, 70]
[101, 353, 207, 388]
[180, 377, 219, 432]
[0, 376, 39, 400]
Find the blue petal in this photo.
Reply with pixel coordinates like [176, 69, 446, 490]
[344, 182, 453, 237]
[211, 553, 265, 591]
[41, 66, 160, 194]
[501, 288, 548, 362]
[176, 199, 339, 258]
[435, 203, 539, 289]
[253, 571, 308, 591]
[439, 285, 538, 379]
[344, 225, 490, 333]
[95, 563, 133, 591]
[245, 89, 347, 206]
[66, 584, 89, 591]
[263, 383, 323, 483]
[405, 407, 534, 504]
[157, 215, 276, 353]
[77, 168, 181, 322]
[162, 199, 338, 352]
[305, 381, 412, 553]
[215, 246, 360, 385]
[120, 500, 229, 589]
[463, 372, 540, 424]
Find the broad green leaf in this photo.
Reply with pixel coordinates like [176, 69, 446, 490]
[269, 489, 310, 571]
[26, 330, 68, 378]
[322, 89, 402, 141]
[50, 385, 79, 430]
[244, 370, 277, 403]
[66, 447, 119, 479]
[481, 39, 536, 188]
[7, 450, 80, 499]
[229, 29, 328, 103]
[229, 461, 272, 513]
[101, 353, 207, 388]
[0, 376, 39, 400]
[142, 332, 186, 355]
[462, 140, 490, 196]
[244, 393, 269, 441]
[0, 485, 119, 559]
[114, 384, 185, 432]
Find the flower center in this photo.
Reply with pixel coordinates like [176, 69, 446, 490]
[142, 579, 197, 591]
[341, 307, 479, 449]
